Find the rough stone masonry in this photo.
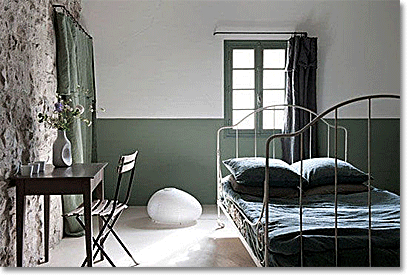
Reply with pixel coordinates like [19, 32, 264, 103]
[0, 0, 82, 267]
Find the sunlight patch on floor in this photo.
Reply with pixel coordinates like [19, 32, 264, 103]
[135, 227, 208, 267]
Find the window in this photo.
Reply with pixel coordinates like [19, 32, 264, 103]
[224, 40, 287, 133]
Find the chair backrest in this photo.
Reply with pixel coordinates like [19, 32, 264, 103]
[112, 150, 139, 205]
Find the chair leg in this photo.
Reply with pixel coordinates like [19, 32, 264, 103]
[109, 227, 139, 266]
[92, 234, 109, 263]
[92, 237, 116, 267]
[88, 214, 113, 264]
[91, 215, 137, 266]
[81, 238, 116, 267]
[89, 216, 116, 263]
[97, 216, 104, 262]
[74, 212, 139, 267]
[76, 215, 116, 267]
[101, 216, 139, 266]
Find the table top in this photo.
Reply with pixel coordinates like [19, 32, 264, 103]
[10, 163, 108, 183]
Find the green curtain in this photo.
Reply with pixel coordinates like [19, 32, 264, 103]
[54, 10, 97, 237]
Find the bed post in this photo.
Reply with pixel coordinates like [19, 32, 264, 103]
[334, 109, 339, 267]
[264, 139, 271, 267]
[216, 129, 225, 228]
[299, 133, 304, 267]
[367, 99, 372, 267]
[309, 113, 312, 159]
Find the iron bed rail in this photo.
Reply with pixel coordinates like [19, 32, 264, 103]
[263, 94, 400, 267]
[216, 94, 399, 267]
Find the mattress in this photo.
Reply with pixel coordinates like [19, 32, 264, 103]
[221, 176, 400, 267]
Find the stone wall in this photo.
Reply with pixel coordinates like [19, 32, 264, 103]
[0, 0, 82, 267]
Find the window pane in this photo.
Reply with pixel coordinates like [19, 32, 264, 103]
[264, 49, 286, 68]
[263, 110, 284, 129]
[263, 89, 285, 107]
[233, 110, 254, 129]
[263, 70, 285, 89]
[233, 69, 255, 89]
[233, 90, 254, 109]
[233, 49, 254, 68]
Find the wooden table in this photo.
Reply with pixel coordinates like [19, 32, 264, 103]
[11, 163, 108, 267]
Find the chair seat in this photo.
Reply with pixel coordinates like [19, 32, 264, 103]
[64, 199, 128, 217]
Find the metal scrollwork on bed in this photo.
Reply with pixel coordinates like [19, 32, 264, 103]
[216, 94, 400, 267]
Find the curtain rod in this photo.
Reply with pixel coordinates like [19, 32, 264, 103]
[52, 4, 93, 39]
[213, 31, 308, 37]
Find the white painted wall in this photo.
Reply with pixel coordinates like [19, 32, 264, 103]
[82, 0, 400, 119]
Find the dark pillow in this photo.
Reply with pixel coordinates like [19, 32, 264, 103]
[229, 175, 299, 198]
[222, 157, 305, 188]
[291, 157, 370, 187]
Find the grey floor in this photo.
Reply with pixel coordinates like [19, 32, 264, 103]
[40, 205, 256, 268]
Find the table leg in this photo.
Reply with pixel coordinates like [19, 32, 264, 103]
[16, 183, 26, 267]
[94, 177, 104, 262]
[44, 195, 50, 263]
[83, 186, 93, 267]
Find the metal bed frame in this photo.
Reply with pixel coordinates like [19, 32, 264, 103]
[216, 94, 400, 267]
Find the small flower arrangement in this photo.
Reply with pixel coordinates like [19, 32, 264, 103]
[38, 95, 92, 131]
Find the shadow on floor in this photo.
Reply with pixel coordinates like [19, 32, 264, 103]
[124, 216, 197, 230]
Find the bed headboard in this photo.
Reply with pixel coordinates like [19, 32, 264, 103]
[216, 104, 348, 182]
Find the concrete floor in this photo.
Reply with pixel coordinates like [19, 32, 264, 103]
[40, 205, 256, 268]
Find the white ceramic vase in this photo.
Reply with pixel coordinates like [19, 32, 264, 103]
[53, 129, 72, 167]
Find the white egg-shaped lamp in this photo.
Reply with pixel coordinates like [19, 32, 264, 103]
[147, 187, 202, 225]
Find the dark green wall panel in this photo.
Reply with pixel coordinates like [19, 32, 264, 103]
[97, 118, 399, 206]
[96, 119, 224, 205]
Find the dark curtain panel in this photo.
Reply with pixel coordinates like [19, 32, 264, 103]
[54, 10, 97, 236]
[282, 36, 318, 164]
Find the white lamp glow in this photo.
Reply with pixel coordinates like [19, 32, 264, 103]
[147, 188, 202, 225]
